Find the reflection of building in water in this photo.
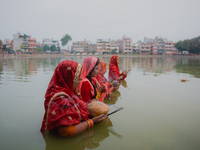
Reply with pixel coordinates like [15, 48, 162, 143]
[121, 57, 132, 71]
[133, 57, 178, 74]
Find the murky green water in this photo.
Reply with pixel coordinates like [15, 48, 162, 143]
[0, 56, 200, 150]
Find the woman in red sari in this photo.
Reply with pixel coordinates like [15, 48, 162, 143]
[96, 61, 113, 101]
[108, 55, 127, 81]
[79, 57, 106, 103]
[40, 60, 107, 137]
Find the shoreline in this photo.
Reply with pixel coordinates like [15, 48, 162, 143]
[1, 53, 200, 59]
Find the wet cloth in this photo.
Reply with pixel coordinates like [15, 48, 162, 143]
[40, 60, 89, 134]
[96, 61, 112, 102]
[108, 55, 127, 81]
[79, 57, 98, 103]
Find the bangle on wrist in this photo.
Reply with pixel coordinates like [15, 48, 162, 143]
[86, 119, 93, 128]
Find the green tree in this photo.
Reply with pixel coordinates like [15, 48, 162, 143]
[175, 40, 184, 54]
[43, 44, 50, 51]
[20, 45, 24, 49]
[61, 34, 72, 49]
[35, 47, 43, 52]
[51, 45, 57, 51]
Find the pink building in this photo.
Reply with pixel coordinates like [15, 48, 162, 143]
[28, 36, 37, 52]
[165, 41, 178, 55]
[96, 39, 111, 54]
[140, 43, 151, 55]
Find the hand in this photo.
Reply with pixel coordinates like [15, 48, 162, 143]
[122, 71, 128, 76]
[98, 85, 106, 94]
[91, 114, 108, 124]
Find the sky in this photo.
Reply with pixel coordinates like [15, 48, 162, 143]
[1, 0, 200, 48]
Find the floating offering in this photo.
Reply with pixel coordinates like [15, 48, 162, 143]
[180, 79, 187, 82]
[87, 100, 109, 117]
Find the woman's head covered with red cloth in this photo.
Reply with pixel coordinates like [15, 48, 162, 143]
[40, 60, 89, 133]
[81, 56, 98, 78]
[108, 55, 120, 80]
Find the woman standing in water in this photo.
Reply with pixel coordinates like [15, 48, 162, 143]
[96, 61, 113, 102]
[79, 57, 106, 103]
[40, 60, 107, 137]
[108, 55, 128, 81]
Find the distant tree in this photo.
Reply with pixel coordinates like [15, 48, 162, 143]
[43, 44, 50, 51]
[51, 45, 57, 51]
[20, 45, 24, 50]
[175, 41, 184, 54]
[35, 47, 43, 52]
[61, 34, 72, 49]
[176, 36, 200, 54]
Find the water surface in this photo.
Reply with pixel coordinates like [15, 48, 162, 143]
[0, 56, 200, 150]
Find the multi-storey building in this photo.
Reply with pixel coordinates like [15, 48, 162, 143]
[154, 37, 165, 55]
[28, 36, 37, 52]
[122, 35, 132, 54]
[139, 43, 151, 55]
[96, 39, 111, 54]
[88, 43, 97, 53]
[110, 40, 119, 54]
[116, 39, 122, 53]
[13, 33, 29, 51]
[71, 41, 84, 53]
[172, 42, 178, 55]
[132, 42, 141, 54]
[2, 39, 14, 50]
[42, 38, 60, 50]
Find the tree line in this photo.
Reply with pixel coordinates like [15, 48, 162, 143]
[175, 36, 200, 54]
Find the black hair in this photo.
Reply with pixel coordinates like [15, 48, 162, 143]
[86, 58, 99, 98]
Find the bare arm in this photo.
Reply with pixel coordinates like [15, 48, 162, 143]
[74, 114, 107, 136]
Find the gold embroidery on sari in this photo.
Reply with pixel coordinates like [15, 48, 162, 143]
[73, 64, 82, 90]
[44, 92, 82, 132]
[68, 116, 72, 120]
[52, 111, 56, 115]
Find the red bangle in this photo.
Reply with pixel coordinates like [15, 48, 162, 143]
[86, 119, 93, 128]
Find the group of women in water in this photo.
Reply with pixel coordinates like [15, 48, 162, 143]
[40, 55, 128, 138]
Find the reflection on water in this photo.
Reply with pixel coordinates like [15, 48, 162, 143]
[0, 56, 200, 150]
[1, 57, 200, 84]
[43, 118, 121, 150]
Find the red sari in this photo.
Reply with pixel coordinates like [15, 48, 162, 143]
[108, 55, 126, 81]
[40, 60, 89, 133]
[79, 57, 98, 103]
[96, 61, 112, 102]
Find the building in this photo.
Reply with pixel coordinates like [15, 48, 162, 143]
[144, 37, 153, 44]
[116, 39, 122, 53]
[139, 43, 151, 55]
[71, 41, 84, 53]
[13, 33, 28, 51]
[96, 39, 111, 54]
[88, 43, 97, 53]
[110, 40, 119, 54]
[2, 39, 14, 50]
[27, 36, 37, 52]
[154, 37, 165, 55]
[42, 38, 60, 50]
[132, 42, 141, 54]
[122, 35, 132, 54]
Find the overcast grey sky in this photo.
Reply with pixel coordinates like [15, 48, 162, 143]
[1, 0, 200, 48]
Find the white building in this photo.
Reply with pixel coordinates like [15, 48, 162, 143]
[13, 33, 24, 51]
[110, 40, 119, 53]
[42, 38, 60, 49]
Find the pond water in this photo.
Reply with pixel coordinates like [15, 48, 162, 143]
[0, 56, 200, 150]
